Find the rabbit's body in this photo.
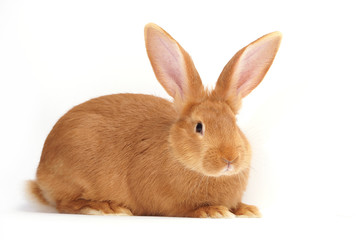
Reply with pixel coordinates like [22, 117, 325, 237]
[36, 94, 173, 214]
[34, 93, 248, 216]
[29, 23, 281, 218]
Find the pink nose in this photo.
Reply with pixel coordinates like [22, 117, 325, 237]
[222, 158, 236, 172]
[222, 156, 238, 164]
[223, 158, 232, 164]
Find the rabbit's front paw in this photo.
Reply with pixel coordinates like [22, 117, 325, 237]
[233, 203, 261, 218]
[190, 206, 235, 218]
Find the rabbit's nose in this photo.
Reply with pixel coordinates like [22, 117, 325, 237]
[222, 156, 238, 164]
[222, 156, 238, 172]
[222, 158, 232, 164]
[221, 158, 235, 173]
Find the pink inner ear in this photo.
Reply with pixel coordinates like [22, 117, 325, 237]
[157, 36, 185, 96]
[146, 30, 188, 99]
[234, 37, 278, 97]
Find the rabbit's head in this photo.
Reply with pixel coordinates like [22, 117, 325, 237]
[145, 23, 281, 177]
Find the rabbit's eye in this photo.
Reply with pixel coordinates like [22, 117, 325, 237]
[195, 122, 203, 135]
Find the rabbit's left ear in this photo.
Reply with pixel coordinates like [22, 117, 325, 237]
[213, 32, 282, 113]
[145, 23, 205, 111]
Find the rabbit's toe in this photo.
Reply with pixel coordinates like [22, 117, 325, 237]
[190, 206, 235, 218]
[233, 203, 261, 218]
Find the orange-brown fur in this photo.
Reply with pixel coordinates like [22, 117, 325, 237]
[29, 23, 281, 218]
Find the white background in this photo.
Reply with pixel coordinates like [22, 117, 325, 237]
[1, 0, 360, 239]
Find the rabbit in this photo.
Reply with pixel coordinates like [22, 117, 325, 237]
[27, 23, 282, 218]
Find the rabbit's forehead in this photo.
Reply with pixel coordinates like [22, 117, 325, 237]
[192, 101, 236, 126]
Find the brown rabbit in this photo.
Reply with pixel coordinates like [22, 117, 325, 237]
[28, 23, 282, 218]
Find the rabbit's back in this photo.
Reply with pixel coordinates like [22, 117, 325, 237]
[36, 93, 176, 206]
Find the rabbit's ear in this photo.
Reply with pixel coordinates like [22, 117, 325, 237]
[145, 23, 205, 109]
[213, 32, 282, 113]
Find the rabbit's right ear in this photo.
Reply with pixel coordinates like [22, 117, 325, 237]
[145, 23, 205, 111]
[213, 32, 282, 114]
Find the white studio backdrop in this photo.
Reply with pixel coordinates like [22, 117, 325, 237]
[1, 0, 360, 239]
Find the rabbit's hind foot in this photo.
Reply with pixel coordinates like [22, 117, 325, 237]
[56, 199, 133, 216]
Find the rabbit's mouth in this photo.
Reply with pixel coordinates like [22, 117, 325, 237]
[220, 157, 237, 175]
[222, 163, 235, 174]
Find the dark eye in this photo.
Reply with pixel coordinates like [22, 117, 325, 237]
[195, 122, 203, 135]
